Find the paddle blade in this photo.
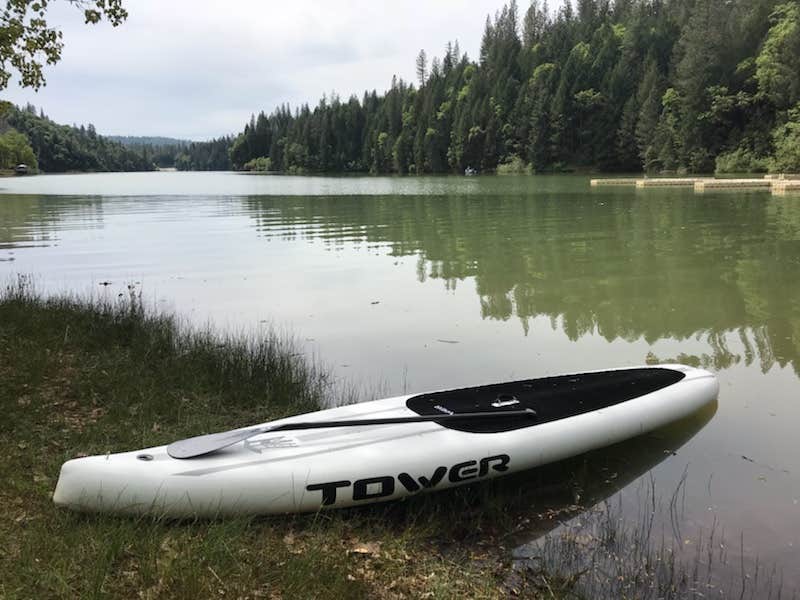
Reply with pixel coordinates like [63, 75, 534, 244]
[167, 427, 265, 459]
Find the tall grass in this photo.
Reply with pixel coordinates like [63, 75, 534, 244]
[0, 275, 340, 448]
[0, 277, 504, 598]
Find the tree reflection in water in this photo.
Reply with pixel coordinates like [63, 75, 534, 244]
[244, 188, 800, 377]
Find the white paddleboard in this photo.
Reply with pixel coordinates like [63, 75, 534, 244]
[53, 364, 718, 517]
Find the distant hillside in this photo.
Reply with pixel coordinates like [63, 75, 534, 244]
[107, 135, 191, 148]
[2, 103, 154, 173]
[105, 135, 228, 170]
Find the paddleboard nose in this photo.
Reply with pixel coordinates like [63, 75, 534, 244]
[53, 453, 134, 511]
[52, 456, 86, 508]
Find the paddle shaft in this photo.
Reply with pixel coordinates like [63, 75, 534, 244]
[268, 409, 536, 431]
[167, 408, 536, 459]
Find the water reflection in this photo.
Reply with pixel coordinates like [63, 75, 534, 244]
[242, 191, 800, 376]
[0, 194, 105, 250]
[501, 405, 783, 598]
[2, 186, 799, 377]
[391, 402, 721, 595]
[496, 400, 717, 544]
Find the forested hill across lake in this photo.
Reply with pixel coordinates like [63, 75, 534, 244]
[183, 0, 800, 176]
[0, 103, 153, 173]
[1, 100, 233, 173]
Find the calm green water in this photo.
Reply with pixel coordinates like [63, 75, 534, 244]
[1, 172, 798, 589]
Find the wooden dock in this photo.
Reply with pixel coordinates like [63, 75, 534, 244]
[772, 180, 800, 195]
[590, 177, 705, 188]
[635, 178, 706, 188]
[589, 178, 638, 186]
[589, 174, 800, 195]
[694, 179, 772, 192]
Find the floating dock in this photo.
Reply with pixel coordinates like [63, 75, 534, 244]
[772, 181, 800, 195]
[590, 174, 800, 195]
[636, 178, 706, 188]
[694, 179, 772, 192]
[589, 178, 638, 186]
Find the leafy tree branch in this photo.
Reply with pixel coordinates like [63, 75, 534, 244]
[0, 0, 127, 90]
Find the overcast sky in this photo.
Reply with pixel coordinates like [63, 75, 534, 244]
[1, 0, 520, 140]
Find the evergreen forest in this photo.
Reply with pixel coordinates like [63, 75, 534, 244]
[209, 0, 800, 175]
[106, 136, 235, 171]
[0, 103, 153, 173]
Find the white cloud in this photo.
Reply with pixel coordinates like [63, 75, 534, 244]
[1, 0, 515, 140]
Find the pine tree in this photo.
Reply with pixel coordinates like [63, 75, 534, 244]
[415, 49, 428, 87]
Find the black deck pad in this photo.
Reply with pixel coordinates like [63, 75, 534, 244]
[405, 367, 686, 433]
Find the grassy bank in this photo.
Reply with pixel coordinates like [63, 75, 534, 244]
[2, 281, 779, 599]
[1, 280, 563, 599]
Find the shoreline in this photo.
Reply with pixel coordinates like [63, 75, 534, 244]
[0, 282, 522, 598]
[1, 281, 787, 598]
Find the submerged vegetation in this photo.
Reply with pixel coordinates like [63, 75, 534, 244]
[525, 475, 789, 599]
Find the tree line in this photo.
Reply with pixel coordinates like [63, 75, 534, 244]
[1, 103, 153, 173]
[181, 0, 799, 175]
[0, 101, 232, 173]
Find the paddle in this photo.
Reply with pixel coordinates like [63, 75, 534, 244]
[166, 408, 537, 459]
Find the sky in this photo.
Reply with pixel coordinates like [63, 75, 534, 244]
[1, 0, 518, 141]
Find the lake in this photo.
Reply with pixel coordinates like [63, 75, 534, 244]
[1, 171, 798, 592]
